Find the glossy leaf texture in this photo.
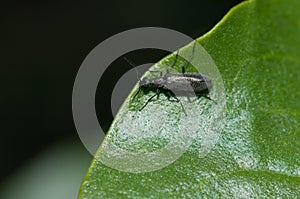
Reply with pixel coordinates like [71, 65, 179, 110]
[79, 0, 300, 198]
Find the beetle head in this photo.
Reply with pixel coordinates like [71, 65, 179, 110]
[140, 77, 150, 89]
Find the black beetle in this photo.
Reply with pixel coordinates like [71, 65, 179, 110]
[126, 42, 216, 116]
[134, 67, 216, 116]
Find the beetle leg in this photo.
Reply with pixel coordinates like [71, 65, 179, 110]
[202, 95, 217, 104]
[149, 70, 161, 74]
[173, 96, 187, 116]
[156, 88, 160, 99]
[139, 89, 160, 111]
[166, 91, 180, 102]
[188, 95, 217, 103]
[133, 87, 141, 99]
[148, 70, 163, 77]
[166, 92, 176, 102]
[182, 66, 185, 74]
[167, 91, 187, 116]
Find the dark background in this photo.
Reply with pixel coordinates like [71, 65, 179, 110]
[1, 0, 243, 183]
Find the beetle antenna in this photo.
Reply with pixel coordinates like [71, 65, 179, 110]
[123, 56, 141, 82]
[182, 40, 196, 69]
[123, 56, 142, 99]
[169, 50, 179, 69]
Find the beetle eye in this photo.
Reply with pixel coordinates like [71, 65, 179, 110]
[140, 78, 148, 85]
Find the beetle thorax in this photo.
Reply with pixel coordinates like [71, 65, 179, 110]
[140, 77, 165, 88]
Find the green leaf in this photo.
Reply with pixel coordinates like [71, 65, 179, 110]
[79, 0, 300, 198]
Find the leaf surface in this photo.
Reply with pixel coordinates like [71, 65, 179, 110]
[79, 0, 300, 198]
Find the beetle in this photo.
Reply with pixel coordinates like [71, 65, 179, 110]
[126, 41, 216, 116]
